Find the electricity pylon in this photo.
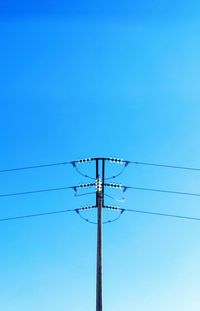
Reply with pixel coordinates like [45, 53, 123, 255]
[95, 158, 104, 311]
[73, 157, 126, 311]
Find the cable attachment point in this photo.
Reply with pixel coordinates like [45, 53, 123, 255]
[124, 161, 130, 167]
[73, 186, 77, 193]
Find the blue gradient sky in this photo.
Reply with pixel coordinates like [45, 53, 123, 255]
[1, 1, 200, 310]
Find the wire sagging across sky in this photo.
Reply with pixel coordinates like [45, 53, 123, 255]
[0, 161, 72, 173]
[0, 186, 74, 198]
[129, 160, 200, 171]
[123, 208, 200, 221]
[0, 209, 75, 222]
[2, 184, 200, 198]
[1, 207, 200, 223]
[2, 158, 200, 173]
[123, 185, 200, 198]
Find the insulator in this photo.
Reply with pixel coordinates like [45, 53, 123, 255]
[76, 158, 95, 164]
[106, 183, 122, 189]
[108, 157, 124, 164]
[105, 205, 121, 211]
[78, 183, 94, 188]
[79, 205, 95, 212]
[96, 178, 103, 192]
[77, 158, 93, 164]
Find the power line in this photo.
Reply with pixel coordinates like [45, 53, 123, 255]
[124, 208, 200, 221]
[0, 206, 200, 223]
[0, 208, 75, 222]
[0, 161, 72, 173]
[2, 158, 200, 175]
[2, 184, 200, 199]
[129, 161, 200, 172]
[0, 186, 74, 198]
[4, 155, 200, 311]
[124, 185, 200, 198]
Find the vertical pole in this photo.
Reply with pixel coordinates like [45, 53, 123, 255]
[96, 159, 105, 311]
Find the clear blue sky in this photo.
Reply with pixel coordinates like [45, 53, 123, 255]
[1, 1, 200, 310]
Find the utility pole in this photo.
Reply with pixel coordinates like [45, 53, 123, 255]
[74, 157, 124, 311]
[96, 159, 105, 311]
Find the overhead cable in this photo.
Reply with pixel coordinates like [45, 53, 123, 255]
[0, 161, 72, 173]
[1, 158, 200, 174]
[130, 161, 200, 172]
[0, 209, 75, 222]
[2, 184, 200, 199]
[123, 208, 200, 221]
[0, 186, 74, 198]
[0, 207, 200, 224]
[124, 185, 200, 198]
